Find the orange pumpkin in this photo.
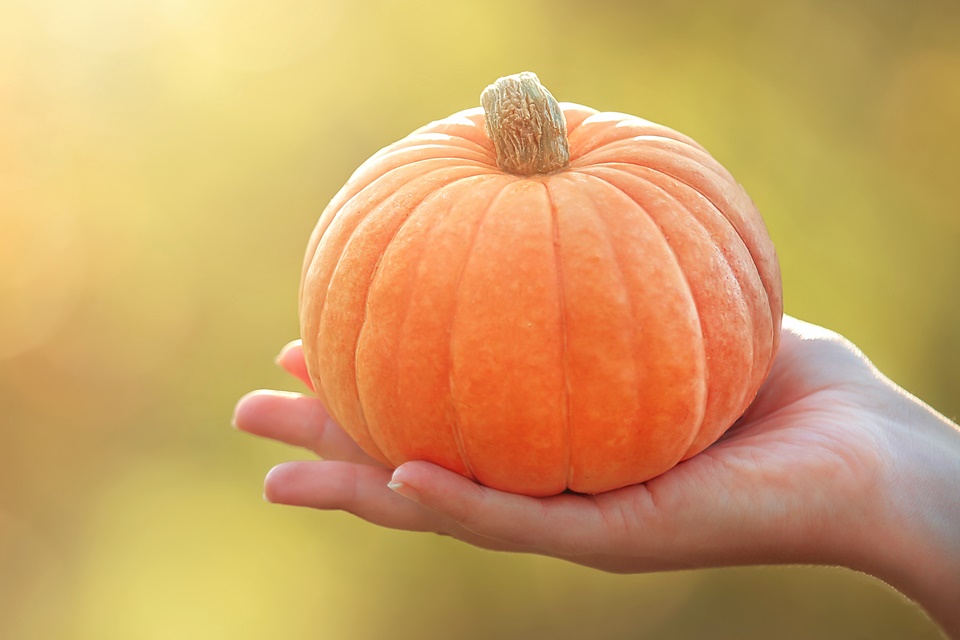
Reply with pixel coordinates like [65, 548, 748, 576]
[299, 72, 782, 497]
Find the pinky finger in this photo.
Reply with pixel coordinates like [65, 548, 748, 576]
[276, 340, 314, 391]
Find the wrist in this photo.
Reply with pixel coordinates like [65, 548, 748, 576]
[855, 388, 960, 637]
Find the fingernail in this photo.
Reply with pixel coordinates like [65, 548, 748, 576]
[388, 481, 420, 502]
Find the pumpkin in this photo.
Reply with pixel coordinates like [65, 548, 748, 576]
[299, 72, 782, 497]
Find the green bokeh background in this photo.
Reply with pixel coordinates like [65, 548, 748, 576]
[2, 0, 958, 638]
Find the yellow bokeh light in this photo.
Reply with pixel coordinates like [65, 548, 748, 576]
[0, 197, 86, 359]
[168, 0, 345, 71]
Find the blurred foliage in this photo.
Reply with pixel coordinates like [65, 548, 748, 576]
[1, 0, 958, 638]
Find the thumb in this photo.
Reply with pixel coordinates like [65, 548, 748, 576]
[388, 461, 611, 556]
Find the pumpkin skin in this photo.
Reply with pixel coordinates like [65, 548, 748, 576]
[299, 94, 782, 497]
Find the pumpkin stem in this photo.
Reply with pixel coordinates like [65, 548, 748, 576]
[481, 72, 569, 175]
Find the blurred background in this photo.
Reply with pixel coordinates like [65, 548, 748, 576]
[2, 0, 958, 638]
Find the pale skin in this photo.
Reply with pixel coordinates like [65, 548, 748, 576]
[233, 315, 960, 637]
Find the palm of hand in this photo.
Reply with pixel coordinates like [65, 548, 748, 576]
[234, 316, 889, 573]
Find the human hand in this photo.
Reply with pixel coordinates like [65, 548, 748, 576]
[233, 315, 960, 636]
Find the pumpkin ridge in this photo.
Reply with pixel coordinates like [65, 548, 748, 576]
[386, 132, 494, 158]
[308, 162, 491, 319]
[556, 175, 636, 489]
[444, 178, 514, 484]
[593, 161, 765, 307]
[302, 163, 453, 412]
[366, 144, 494, 170]
[544, 182, 574, 490]
[576, 171, 708, 460]
[581, 166, 757, 455]
[368, 113, 492, 160]
[568, 117, 707, 164]
[302, 155, 496, 305]
[302, 163, 479, 417]
[406, 108, 496, 152]
[600, 165, 758, 365]
[572, 133, 707, 165]
[632, 169, 757, 435]
[650, 162, 777, 356]
[558, 105, 599, 139]
[574, 138, 779, 340]
[359, 173, 502, 476]
[590, 159, 776, 347]
[344, 146, 492, 205]
[348, 169, 493, 465]
[591, 162, 778, 454]
[356, 180, 466, 468]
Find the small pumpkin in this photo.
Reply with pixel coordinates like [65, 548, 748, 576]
[299, 72, 782, 496]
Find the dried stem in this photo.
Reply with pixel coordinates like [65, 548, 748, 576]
[481, 72, 569, 175]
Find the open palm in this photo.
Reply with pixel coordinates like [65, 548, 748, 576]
[234, 315, 893, 573]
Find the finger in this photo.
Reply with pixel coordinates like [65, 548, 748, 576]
[276, 340, 314, 391]
[233, 390, 382, 466]
[265, 460, 529, 552]
[265, 460, 437, 529]
[389, 461, 618, 557]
